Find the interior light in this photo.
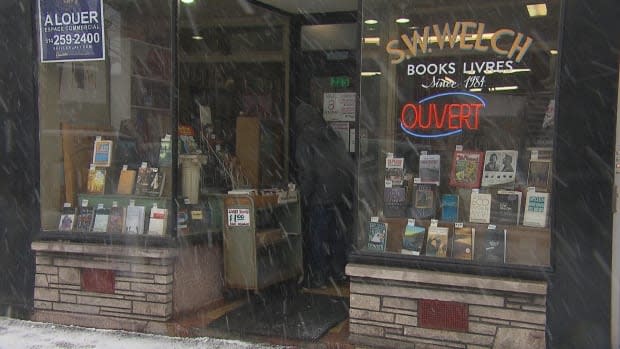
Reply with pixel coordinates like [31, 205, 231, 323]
[361, 71, 382, 77]
[526, 3, 548, 17]
[192, 35, 203, 40]
[469, 88, 482, 92]
[550, 49, 558, 55]
[395, 17, 410, 24]
[363, 37, 380, 45]
[364, 19, 378, 25]
[489, 86, 519, 91]
[181, 0, 194, 3]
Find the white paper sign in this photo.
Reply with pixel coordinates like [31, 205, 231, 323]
[227, 208, 251, 226]
[323, 92, 356, 122]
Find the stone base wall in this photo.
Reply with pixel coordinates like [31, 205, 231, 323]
[346, 264, 547, 349]
[31, 241, 223, 334]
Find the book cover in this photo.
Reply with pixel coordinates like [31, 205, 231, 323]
[475, 227, 506, 263]
[452, 226, 474, 260]
[419, 154, 441, 184]
[449, 151, 483, 188]
[441, 194, 459, 222]
[144, 168, 165, 197]
[117, 169, 137, 195]
[92, 139, 113, 167]
[92, 207, 110, 233]
[401, 222, 426, 255]
[74, 205, 94, 232]
[107, 206, 125, 233]
[148, 208, 168, 236]
[135, 166, 151, 196]
[177, 207, 189, 235]
[86, 167, 106, 194]
[523, 191, 550, 227]
[491, 190, 522, 225]
[384, 187, 407, 218]
[125, 205, 145, 234]
[159, 136, 172, 167]
[368, 221, 388, 251]
[385, 156, 405, 186]
[527, 160, 552, 192]
[469, 192, 492, 224]
[481, 150, 518, 187]
[58, 206, 76, 232]
[412, 183, 435, 219]
[189, 205, 211, 234]
[424, 226, 449, 257]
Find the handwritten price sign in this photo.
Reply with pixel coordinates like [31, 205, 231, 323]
[227, 209, 250, 226]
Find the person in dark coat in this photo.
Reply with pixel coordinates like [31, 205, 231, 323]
[294, 101, 354, 288]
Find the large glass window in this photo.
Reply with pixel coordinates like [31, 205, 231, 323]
[39, 0, 174, 236]
[358, 0, 560, 267]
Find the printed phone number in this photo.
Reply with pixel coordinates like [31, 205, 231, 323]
[49, 33, 101, 46]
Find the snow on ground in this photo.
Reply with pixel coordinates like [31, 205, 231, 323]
[0, 317, 289, 349]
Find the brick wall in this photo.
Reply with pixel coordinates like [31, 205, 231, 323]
[32, 242, 180, 333]
[347, 264, 546, 349]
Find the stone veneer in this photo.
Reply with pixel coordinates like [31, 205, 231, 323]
[31, 241, 223, 335]
[346, 264, 547, 349]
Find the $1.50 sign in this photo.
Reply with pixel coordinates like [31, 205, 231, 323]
[227, 209, 251, 226]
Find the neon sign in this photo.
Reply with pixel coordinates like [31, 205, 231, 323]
[400, 92, 486, 139]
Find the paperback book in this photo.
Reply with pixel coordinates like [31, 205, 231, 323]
[384, 187, 407, 218]
[452, 226, 474, 260]
[107, 206, 125, 233]
[527, 160, 552, 192]
[475, 227, 506, 263]
[135, 166, 151, 196]
[412, 183, 435, 219]
[117, 169, 137, 195]
[147, 207, 168, 236]
[481, 150, 518, 188]
[424, 226, 449, 257]
[144, 168, 166, 197]
[368, 221, 388, 251]
[401, 222, 426, 255]
[385, 156, 405, 186]
[92, 139, 113, 167]
[522, 191, 550, 227]
[86, 167, 106, 194]
[441, 194, 459, 222]
[75, 205, 95, 232]
[58, 204, 76, 232]
[491, 190, 522, 225]
[469, 192, 492, 224]
[449, 151, 483, 188]
[419, 154, 441, 184]
[92, 206, 110, 233]
[159, 135, 172, 167]
[125, 205, 145, 234]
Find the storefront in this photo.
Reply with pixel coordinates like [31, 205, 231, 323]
[0, 0, 618, 348]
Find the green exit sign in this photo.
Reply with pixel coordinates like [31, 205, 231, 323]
[330, 76, 350, 88]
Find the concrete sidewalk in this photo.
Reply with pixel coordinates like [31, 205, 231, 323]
[0, 317, 288, 349]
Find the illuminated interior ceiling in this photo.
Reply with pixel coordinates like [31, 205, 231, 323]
[257, 0, 357, 14]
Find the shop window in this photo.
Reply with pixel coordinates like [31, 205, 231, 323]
[358, 0, 560, 268]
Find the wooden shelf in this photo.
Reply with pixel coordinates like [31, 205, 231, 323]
[130, 105, 170, 112]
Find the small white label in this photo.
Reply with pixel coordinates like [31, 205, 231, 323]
[63, 202, 71, 208]
[211, 134, 216, 140]
[414, 177, 421, 184]
[371, 216, 379, 223]
[386, 152, 394, 159]
[455, 222, 464, 228]
[153, 203, 158, 209]
[164, 134, 171, 141]
[129, 199, 135, 206]
[152, 168, 158, 173]
[430, 219, 439, 227]
[81, 199, 88, 207]
[122, 165, 128, 171]
[384, 180, 393, 188]
[97, 203, 104, 209]
[421, 150, 428, 156]
[408, 218, 415, 225]
[112, 201, 118, 208]
[89, 164, 95, 170]
[141, 162, 148, 168]
[488, 224, 496, 230]
[527, 186, 536, 192]
[95, 136, 102, 141]
[184, 198, 191, 204]
[456, 145, 463, 151]
[472, 188, 479, 194]
[531, 150, 539, 160]
[216, 144, 221, 152]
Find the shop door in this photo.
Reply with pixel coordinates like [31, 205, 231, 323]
[612, 65, 620, 349]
